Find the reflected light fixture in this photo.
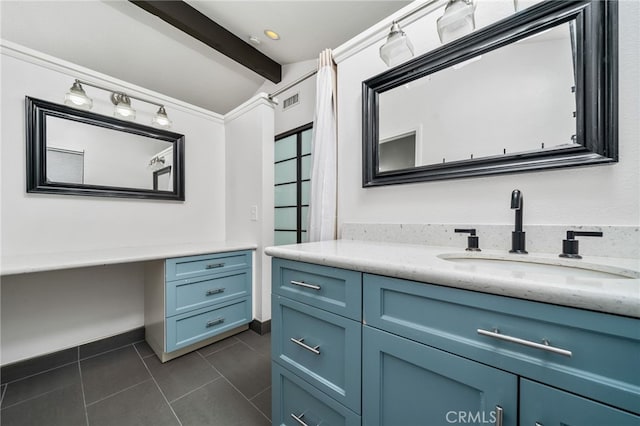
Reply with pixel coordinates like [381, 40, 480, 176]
[151, 106, 172, 129]
[380, 21, 414, 67]
[437, 0, 477, 44]
[111, 93, 136, 120]
[63, 79, 172, 129]
[64, 81, 93, 109]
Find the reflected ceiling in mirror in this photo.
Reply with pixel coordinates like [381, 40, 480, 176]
[27, 97, 185, 200]
[363, 0, 617, 186]
[378, 22, 577, 171]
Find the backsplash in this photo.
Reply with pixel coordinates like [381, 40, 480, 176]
[340, 223, 639, 259]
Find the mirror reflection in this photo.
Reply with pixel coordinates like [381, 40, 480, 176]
[378, 21, 577, 172]
[46, 116, 174, 190]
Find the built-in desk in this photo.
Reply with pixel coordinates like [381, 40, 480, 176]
[0, 241, 257, 365]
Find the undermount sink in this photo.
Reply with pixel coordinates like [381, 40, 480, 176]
[438, 254, 639, 279]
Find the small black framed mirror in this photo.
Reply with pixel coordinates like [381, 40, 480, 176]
[363, 0, 617, 186]
[26, 96, 185, 200]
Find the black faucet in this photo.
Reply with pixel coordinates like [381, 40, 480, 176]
[509, 189, 528, 254]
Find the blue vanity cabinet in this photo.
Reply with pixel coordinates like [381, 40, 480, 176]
[145, 250, 253, 362]
[271, 257, 639, 425]
[271, 258, 362, 425]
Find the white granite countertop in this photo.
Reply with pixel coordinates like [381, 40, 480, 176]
[265, 240, 640, 318]
[1, 241, 257, 276]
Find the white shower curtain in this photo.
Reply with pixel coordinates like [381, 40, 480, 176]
[308, 49, 337, 242]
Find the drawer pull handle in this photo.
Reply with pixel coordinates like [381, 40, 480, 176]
[477, 328, 572, 357]
[495, 406, 503, 426]
[206, 317, 225, 328]
[290, 280, 321, 291]
[205, 263, 225, 269]
[206, 288, 225, 296]
[290, 337, 321, 355]
[290, 413, 311, 426]
[535, 423, 543, 426]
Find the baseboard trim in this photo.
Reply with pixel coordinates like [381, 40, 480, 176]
[1, 327, 145, 384]
[249, 319, 271, 335]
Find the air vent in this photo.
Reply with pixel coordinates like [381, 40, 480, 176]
[282, 93, 299, 111]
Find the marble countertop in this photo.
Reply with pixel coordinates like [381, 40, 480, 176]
[1, 241, 257, 276]
[265, 240, 640, 318]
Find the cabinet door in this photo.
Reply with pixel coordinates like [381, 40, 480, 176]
[520, 379, 640, 426]
[363, 326, 517, 426]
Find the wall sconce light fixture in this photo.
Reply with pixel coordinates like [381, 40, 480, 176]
[437, 0, 477, 44]
[380, 21, 415, 67]
[64, 79, 172, 128]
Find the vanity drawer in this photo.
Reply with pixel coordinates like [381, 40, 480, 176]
[166, 269, 250, 317]
[272, 294, 362, 413]
[363, 273, 640, 415]
[166, 251, 251, 282]
[272, 362, 361, 426]
[272, 258, 361, 320]
[166, 298, 251, 352]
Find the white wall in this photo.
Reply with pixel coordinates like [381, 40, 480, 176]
[1, 44, 227, 364]
[336, 0, 639, 229]
[225, 96, 275, 322]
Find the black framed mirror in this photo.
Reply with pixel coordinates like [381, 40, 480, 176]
[26, 96, 185, 200]
[363, 0, 617, 186]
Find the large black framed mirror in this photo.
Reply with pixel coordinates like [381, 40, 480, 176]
[26, 96, 185, 200]
[363, 0, 617, 186]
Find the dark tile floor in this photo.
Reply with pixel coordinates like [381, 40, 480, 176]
[0, 330, 272, 426]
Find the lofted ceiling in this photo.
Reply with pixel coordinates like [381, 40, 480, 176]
[0, 0, 410, 114]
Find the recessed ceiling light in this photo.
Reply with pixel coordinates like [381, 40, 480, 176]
[264, 29, 280, 40]
[249, 35, 261, 45]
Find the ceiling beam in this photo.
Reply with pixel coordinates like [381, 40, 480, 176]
[130, 0, 282, 83]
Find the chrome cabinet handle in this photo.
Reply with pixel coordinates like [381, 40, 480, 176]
[206, 288, 225, 296]
[290, 337, 321, 355]
[290, 280, 321, 291]
[290, 413, 310, 426]
[477, 328, 572, 357]
[535, 423, 543, 426]
[206, 317, 225, 328]
[495, 406, 503, 426]
[205, 262, 225, 269]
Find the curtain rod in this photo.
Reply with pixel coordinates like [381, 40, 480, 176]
[268, 69, 318, 101]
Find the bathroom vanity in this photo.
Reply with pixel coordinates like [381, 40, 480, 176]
[267, 240, 640, 426]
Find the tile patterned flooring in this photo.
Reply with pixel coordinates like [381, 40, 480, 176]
[0, 330, 272, 426]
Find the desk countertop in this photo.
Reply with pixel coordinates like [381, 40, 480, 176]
[1, 241, 257, 276]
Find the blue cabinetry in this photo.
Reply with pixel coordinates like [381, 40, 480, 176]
[272, 259, 362, 425]
[271, 258, 640, 425]
[145, 250, 252, 362]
